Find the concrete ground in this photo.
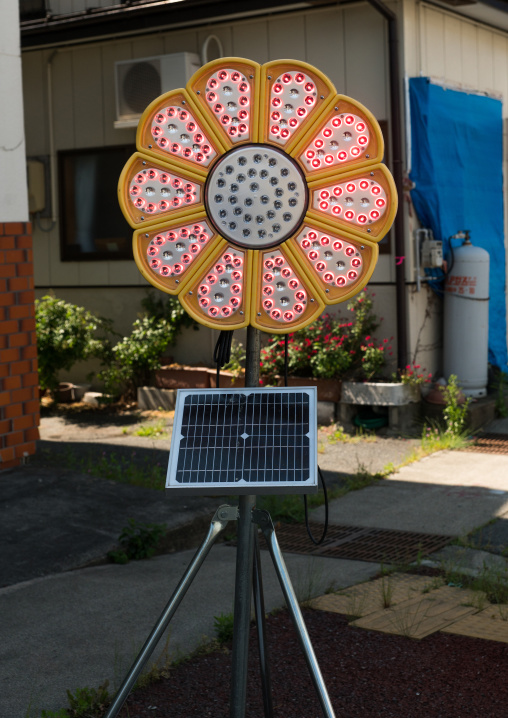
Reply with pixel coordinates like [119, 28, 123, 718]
[2, 409, 508, 717]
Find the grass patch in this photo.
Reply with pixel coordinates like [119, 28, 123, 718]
[123, 419, 169, 439]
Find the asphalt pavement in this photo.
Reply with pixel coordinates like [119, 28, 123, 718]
[2, 409, 508, 717]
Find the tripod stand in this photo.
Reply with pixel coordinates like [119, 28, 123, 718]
[104, 503, 336, 718]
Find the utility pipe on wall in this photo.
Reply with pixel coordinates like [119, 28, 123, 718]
[365, 0, 408, 370]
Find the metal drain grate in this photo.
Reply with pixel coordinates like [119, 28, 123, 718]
[258, 523, 452, 563]
[463, 433, 508, 454]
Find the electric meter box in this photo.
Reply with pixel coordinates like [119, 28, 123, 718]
[421, 237, 443, 269]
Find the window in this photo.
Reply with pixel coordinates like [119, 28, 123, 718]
[59, 145, 133, 261]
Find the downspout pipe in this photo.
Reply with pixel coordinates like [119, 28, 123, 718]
[366, 0, 408, 370]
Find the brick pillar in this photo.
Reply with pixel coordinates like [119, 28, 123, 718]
[0, 223, 40, 470]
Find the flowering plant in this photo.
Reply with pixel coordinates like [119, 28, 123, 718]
[395, 364, 432, 387]
[260, 290, 393, 384]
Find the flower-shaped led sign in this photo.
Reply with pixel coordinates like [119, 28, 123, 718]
[119, 58, 397, 334]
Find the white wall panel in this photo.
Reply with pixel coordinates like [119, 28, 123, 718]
[52, 52, 75, 150]
[22, 50, 49, 156]
[444, 15, 462, 83]
[232, 20, 269, 64]
[421, 7, 445, 79]
[460, 22, 479, 89]
[305, 8, 345, 92]
[72, 46, 105, 148]
[268, 15, 306, 61]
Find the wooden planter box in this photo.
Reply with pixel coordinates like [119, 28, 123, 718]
[341, 381, 420, 406]
[208, 370, 246, 389]
[154, 366, 211, 390]
[278, 376, 342, 403]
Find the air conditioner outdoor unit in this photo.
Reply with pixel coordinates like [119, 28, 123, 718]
[114, 52, 201, 129]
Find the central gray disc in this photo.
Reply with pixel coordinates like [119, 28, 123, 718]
[205, 144, 308, 249]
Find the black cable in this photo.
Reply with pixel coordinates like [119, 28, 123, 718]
[282, 333, 329, 546]
[213, 331, 234, 389]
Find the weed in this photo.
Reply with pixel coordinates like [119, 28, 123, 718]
[293, 559, 326, 606]
[41, 710, 69, 718]
[40, 681, 111, 718]
[380, 573, 394, 608]
[108, 518, 166, 563]
[493, 371, 508, 418]
[344, 588, 369, 619]
[213, 612, 235, 644]
[133, 419, 168, 438]
[136, 633, 173, 689]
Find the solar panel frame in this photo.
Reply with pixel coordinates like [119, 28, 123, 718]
[166, 387, 318, 495]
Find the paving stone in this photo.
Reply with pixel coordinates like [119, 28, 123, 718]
[351, 585, 476, 639]
[443, 604, 508, 643]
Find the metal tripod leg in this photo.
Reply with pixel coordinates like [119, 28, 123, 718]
[252, 530, 274, 718]
[104, 504, 238, 718]
[252, 509, 336, 718]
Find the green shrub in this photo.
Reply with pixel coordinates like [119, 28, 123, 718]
[442, 374, 471, 436]
[108, 518, 166, 563]
[35, 296, 112, 394]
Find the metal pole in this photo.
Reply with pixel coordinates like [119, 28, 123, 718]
[253, 509, 336, 718]
[105, 505, 237, 718]
[230, 325, 260, 718]
[252, 531, 274, 717]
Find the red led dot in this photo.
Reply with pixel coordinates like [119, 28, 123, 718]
[314, 138, 324, 149]
[150, 259, 160, 269]
[306, 149, 315, 159]
[295, 73, 305, 83]
[183, 148, 192, 158]
[370, 210, 380, 220]
[230, 297, 240, 307]
[180, 228, 189, 238]
[185, 183, 194, 193]
[231, 71, 241, 82]
[152, 126, 162, 137]
[171, 143, 181, 154]
[283, 311, 294, 322]
[332, 206, 342, 215]
[264, 259, 274, 269]
[345, 247, 355, 256]
[179, 110, 188, 122]
[359, 181, 369, 190]
[281, 267, 292, 278]
[345, 115, 355, 125]
[316, 262, 326, 272]
[160, 266, 170, 277]
[155, 113, 165, 124]
[289, 118, 298, 128]
[199, 297, 210, 308]
[272, 97, 282, 108]
[332, 117, 342, 128]
[308, 231, 317, 240]
[238, 124, 248, 135]
[338, 151, 347, 161]
[323, 272, 334, 283]
[154, 235, 165, 245]
[288, 279, 299, 290]
[348, 270, 358, 280]
[231, 284, 241, 294]
[271, 309, 281, 320]
[280, 129, 290, 139]
[346, 183, 356, 193]
[323, 127, 333, 138]
[294, 303, 304, 314]
[189, 244, 200, 254]
[159, 200, 169, 211]
[239, 95, 249, 107]
[239, 82, 249, 93]
[358, 214, 367, 224]
[333, 241, 343, 251]
[187, 121, 196, 132]
[263, 299, 274, 310]
[218, 70, 228, 81]
[207, 274, 217, 284]
[319, 201, 329, 210]
[273, 83, 283, 94]
[209, 78, 218, 89]
[371, 185, 381, 195]
[351, 147, 361, 156]
[264, 272, 274, 283]
[174, 263, 183, 274]
[282, 73, 292, 84]
[333, 186, 343, 197]
[376, 198, 386, 208]
[320, 236, 330, 246]
[221, 115, 231, 126]
[209, 306, 219, 317]
[182, 253, 192, 264]
[263, 286, 274, 296]
[130, 185, 141, 196]
[295, 290, 306, 301]
[305, 82, 315, 93]
[301, 239, 311, 249]
[221, 307, 232, 317]
[232, 270, 242, 280]
[214, 103, 224, 114]
[305, 96, 315, 106]
[274, 256, 284, 266]
[159, 135, 168, 147]
[352, 258, 361, 267]
[324, 155, 334, 165]
[309, 250, 319, 261]
[358, 136, 368, 146]
[271, 125, 280, 136]
[202, 145, 211, 155]
[271, 111, 281, 121]
[312, 159, 321, 168]
[233, 256, 243, 267]
[356, 122, 366, 132]
[148, 169, 158, 180]
[239, 110, 249, 121]
[216, 264, 225, 274]
[160, 173, 170, 184]
[167, 232, 177, 241]
[297, 107, 307, 117]
[229, 126, 238, 136]
[146, 203, 156, 213]
[336, 276, 346, 286]
[135, 173, 146, 183]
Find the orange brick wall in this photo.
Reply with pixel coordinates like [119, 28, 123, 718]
[0, 222, 40, 470]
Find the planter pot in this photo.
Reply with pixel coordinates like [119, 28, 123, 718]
[278, 376, 341, 403]
[208, 370, 245, 389]
[341, 381, 420, 406]
[155, 367, 211, 390]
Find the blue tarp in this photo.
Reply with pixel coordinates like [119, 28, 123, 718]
[409, 77, 507, 370]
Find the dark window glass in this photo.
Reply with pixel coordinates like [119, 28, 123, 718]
[59, 146, 132, 261]
[20, 0, 46, 21]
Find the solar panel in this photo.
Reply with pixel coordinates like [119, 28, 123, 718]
[166, 387, 317, 495]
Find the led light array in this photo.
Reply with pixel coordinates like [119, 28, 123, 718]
[129, 167, 200, 216]
[204, 68, 251, 142]
[146, 220, 213, 279]
[269, 71, 317, 145]
[151, 105, 217, 168]
[197, 247, 246, 318]
[261, 253, 307, 323]
[300, 113, 370, 172]
[295, 227, 363, 287]
[313, 178, 387, 227]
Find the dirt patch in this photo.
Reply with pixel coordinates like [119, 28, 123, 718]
[118, 608, 508, 717]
